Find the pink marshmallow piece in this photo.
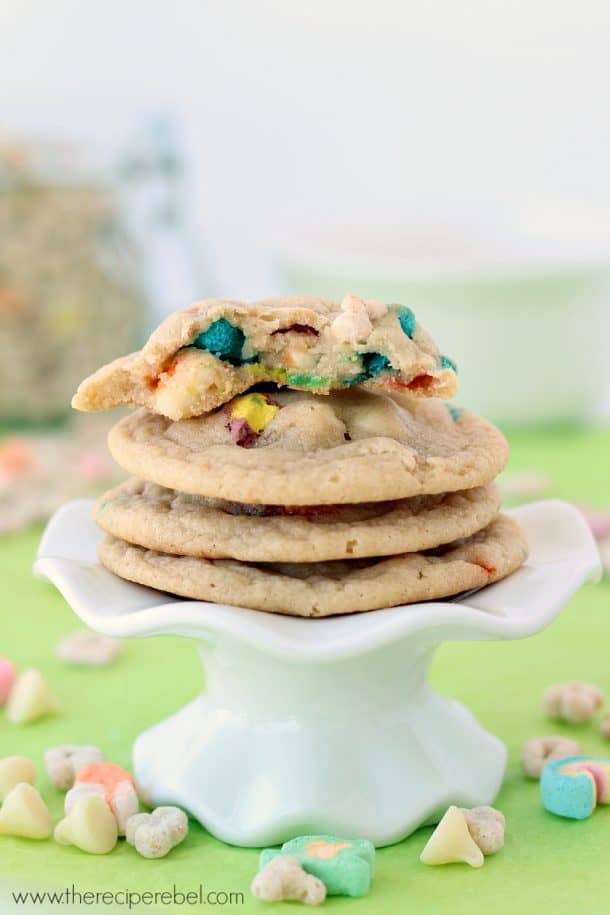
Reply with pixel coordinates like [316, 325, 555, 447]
[0, 657, 16, 705]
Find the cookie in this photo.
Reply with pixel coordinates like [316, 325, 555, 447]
[72, 295, 457, 420]
[95, 479, 502, 563]
[98, 515, 527, 617]
[107, 389, 509, 505]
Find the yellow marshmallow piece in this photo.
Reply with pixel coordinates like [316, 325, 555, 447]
[0, 756, 37, 801]
[420, 806, 484, 868]
[0, 783, 52, 839]
[230, 393, 279, 434]
[6, 669, 59, 724]
[54, 794, 118, 855]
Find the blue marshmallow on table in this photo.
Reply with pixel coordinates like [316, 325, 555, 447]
[540, 755, 610, 820]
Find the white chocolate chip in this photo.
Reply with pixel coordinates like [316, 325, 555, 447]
[54, 794, 118, 854]
[45, 745, 104, 790]
[56, 631, 121, 667]
[521, 736, 582, 778]
[420, 806, 484, 868]
[330, 295, 373, 343]
[0, 783, 52, 839]
[6, 669, 59, 724]
[251, 856, 327, 905]
[65, 779, 138, 836]
[125, 806, 188, 859]
[543, 682, 604, 724]
[460, 806, 505, 855]
[0, 756, 37, 801]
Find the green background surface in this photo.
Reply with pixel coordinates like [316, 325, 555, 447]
[1, 424, 610, 914]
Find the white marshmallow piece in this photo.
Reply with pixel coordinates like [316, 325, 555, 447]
[45, 745, 104, 790]
[0, 756, 37, 801]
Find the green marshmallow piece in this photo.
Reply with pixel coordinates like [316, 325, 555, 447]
[193, 318, 246, 364]
[259, 834, 375, 897]
[286, 372, 330, 389]
[395, 305, 416, 338]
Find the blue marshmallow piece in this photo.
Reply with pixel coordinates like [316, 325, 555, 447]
[540, 756, 599, 820]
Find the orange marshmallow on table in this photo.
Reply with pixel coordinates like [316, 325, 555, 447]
[68, 763, 139, 835]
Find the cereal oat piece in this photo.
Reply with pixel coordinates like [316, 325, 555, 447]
[460, 806, 505, 855]
[259, 835, 375, 897]
[543, 682, 604, 724]
[56, 631, 121, 667]
[0, 756, 37, 801]
[0, 657, 16, 705]
[0, 783, 52, 839]
[72, 295, 457, 420]
[54, 794, 118, 854]
[521, 736, 582, 779]
[125, 806, 188, 859]
[44, 745, 104, 790]
[540, 755, 610, 820]
[420, 806, 484, 868]
[251, 856, 327, 906]
[6, 669, 59, 724]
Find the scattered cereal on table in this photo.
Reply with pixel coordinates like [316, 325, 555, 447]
[540, 755, 610, 820]
[6, 669, 59, 724]
[0, 756, 37, 801]
[251, 856, 327, 906]
[521, 736, 583, 779]
[0, 657, 16, 705]
[45, 745, 104, 790]
[125, 806, 188, 859]
[460, 806, 505, 855]
[69, 762, 138, 834]
[56, 631, 122, 667]
[54, 794, 118, 854]
[0, 783, 52, 839]
[259, 835, 375, 897]
[542, 682, 604, 724]
[419, 806, 484, 868]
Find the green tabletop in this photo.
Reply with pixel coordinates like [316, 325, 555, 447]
[1, 424, 609, 914]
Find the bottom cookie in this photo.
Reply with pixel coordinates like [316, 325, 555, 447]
[98, 515, 527, 617]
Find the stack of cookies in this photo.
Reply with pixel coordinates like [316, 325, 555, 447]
[72, 295, 527, 618]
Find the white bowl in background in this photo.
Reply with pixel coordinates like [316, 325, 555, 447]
[276, 226, 610, 426]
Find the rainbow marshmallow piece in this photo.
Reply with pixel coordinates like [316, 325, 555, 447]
[540, 755, 610, 820]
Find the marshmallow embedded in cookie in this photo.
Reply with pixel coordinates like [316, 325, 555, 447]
[72, 295, 457, 419]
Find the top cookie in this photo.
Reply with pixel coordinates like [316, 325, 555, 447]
[72, 295, 457, 419]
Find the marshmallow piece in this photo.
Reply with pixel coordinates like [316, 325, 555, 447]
[0, 783, 52, 839]
[0, 756, 37, 801]
[6, 669, 59, 724]
[54, 794, 118, 854]
[125, 806, 188, 858]
[521, 736, 582, 779]
[56, 631, 121, 667]
[543, 682, 604, 724]
[0, 657, 16, 705]
[45, 745, 104, 790]
[420, 806, 484, 868]
[251, 856, 327, 906]
[461, 806, 505, 855]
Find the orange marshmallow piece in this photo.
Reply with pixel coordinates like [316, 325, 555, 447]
[75, 763, 135, 804]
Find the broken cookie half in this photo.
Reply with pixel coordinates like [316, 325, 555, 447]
[72, 294, 458, 420]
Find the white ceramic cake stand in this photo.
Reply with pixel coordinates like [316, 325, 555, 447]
[36, 499, 600, 848]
